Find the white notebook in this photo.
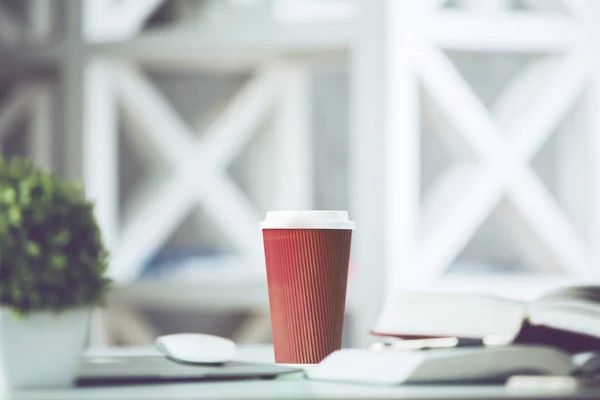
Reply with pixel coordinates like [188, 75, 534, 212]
[308, 346, 573, 386]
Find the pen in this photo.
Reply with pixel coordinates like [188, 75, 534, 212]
[371, 336, 510, 351]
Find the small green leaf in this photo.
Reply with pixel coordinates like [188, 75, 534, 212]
[1, 188, 16, 203]
[51, 230, 71, 247]
[26, 241, 40, 257]
[8, 207, 21, 224]
[50, 254, 67, 270]
[19, 184, 32, 205]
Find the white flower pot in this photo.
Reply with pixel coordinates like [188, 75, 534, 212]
[0, 308, 90, 388]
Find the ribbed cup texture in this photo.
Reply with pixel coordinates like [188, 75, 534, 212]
[263, 229, 352, 364]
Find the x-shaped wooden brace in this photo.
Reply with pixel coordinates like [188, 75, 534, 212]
[407, 41, 591, 285]
[109, 62, 278, 282]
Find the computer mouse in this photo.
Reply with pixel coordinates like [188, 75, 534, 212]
[155, 333, 237, 364]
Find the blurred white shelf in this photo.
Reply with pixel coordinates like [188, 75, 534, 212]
[109, 270, 270, 312]
[111, 269, 361, 314]
[0, 13, 354, 72]
[95, 22, 353, 69]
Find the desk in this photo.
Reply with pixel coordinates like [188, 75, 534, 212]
[9, 346, 600, 400]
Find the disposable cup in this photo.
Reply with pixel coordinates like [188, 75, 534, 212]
[261, 211, 354, 364]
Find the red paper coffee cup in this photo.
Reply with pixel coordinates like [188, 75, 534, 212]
[261, 211, 354, 364]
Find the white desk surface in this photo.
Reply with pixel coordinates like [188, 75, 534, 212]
[8, 346, 600, 400]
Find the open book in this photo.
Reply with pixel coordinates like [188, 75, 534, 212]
[372, 286, 600, 353]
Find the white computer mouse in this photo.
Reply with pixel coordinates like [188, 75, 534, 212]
[155, 333, 237, 364]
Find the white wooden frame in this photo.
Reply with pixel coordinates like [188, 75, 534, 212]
[77, 0, 353, 286]
[386, 0, 600, 295]
[348, 0, 386, 347]
[82, 60, 315, 284]
[111, 63, 276, 282]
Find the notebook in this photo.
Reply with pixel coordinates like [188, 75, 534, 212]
[372, 285, 600, 353]
[308, 345, 574, 385]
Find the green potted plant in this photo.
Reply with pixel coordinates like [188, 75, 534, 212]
[0, 155, 110, 388]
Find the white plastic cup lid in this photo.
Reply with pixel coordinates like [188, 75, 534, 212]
[260, 210, 355, 230]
